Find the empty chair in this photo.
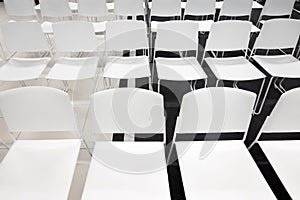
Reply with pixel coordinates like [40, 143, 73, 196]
[46, 21, 99, 91]
[183, 0, 216, 32]
[103, 20, 151, 88]
[114, 0, 145, 20]
[0, 86, 81, 200]
[77, 0, 109, 33]
[257, 0, 296, 25]
[149, 0, 182, 32]
[155, 21, 207, 92]
[203, 20, 265, 110]
[0, 22, 51, 85]
[39, 0, 73, 34]
[248, 87, 300, 199]
[82, 88, 170, 200]
[172, 87, 276, 200]
[218, 0, 260, 32]
[251, 19, 300, 114]
[4, 0, 37, 21]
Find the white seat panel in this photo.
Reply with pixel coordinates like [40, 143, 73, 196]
[81, 142, 170, 200]
[177, 141, 276, 200]
[46, 57, 99, 80]
[259, 141, 300, 200]
[253, 55, 300, 78]
[156, 57, 207, 81]
[92, 21, 107, 33]
[103, 56, 151, 79]
[185, 20, 214, 32]
[0, 139, 81, 200]
[41, 21, 53, 34]
[205, 56, 266, 81]
[0, 57, 51, 81]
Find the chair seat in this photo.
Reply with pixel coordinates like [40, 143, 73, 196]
[81, 142, 171, 200]
[185, 20, 214, 32]
[205, 56, 266, 81]
[177, 141, 276, 200]
[103, 56, 151, 79]
[253, 55, 300, 78]
[41, 21, 53, 34]
[156, 57, 207, 81]
[46, 57, 99, 80]
[0, 139, 81, 200]
[0, 57, 51, 81]
[92, 21, 107, 33]
[259, 140, 300, 200]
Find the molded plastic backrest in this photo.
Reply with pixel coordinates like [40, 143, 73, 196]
[4, 0, 36, 17]
[1, 22, 50, 52]
[205, 20, 252, 51]
[151, 0, 181, 17]
[40, 0, 72, 18]
[0, 86, 77, 132]
[114, 0, 144, 16]
[253, 19, 300, 50]
[219, 0, 252, 17]
[262, 87, 300, 133]
[176, 87, 256, 133]
[261, 0, 295, 17]
[185, 0, 216, 16]
[106, 20, 148, 51]
[53, 21, 98, 52]
[91, 88, 165, 134]
[77, 0, 108, 17]
[155, 21, 199, 51]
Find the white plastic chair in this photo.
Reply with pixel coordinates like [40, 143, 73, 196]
[172, 87, 276, 200]
[114, 0, 145, 19]
[103, 20, 151, 88]
[77, 0, 109, 33]
[183, 0, 216, 32]
[248, 87, 300, 199]
[4, 0, 37, 20]
[257, 0, 296, 25]
[39, 0, 73, 34]
[218, 0, 261, 32]
[46, 21, 99, 91]
[251, 19, 300, 114]
[149, 0, 182, 32]
[155, 21, 208, 92]
[82, 88, 169, 199]
[203, 20, 266, 113]
[0, 86, 81, 200]
[0, 22, 51, 85]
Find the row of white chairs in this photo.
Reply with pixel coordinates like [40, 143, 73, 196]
[1, 85, 300, 199]
[0, 19, 299, 114]
[4, 0, 297, 34]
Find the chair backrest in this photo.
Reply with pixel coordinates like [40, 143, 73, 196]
[0, 86, 77, 132]
[260, 0, 295, 17]
[77, 0, 108, 17]
[184, 0, 216, 16]
[155, 21, 199, 52]
[91, 88, 165, 135]
[261, 87, 300, 133]
[151, 0, 181, 17]
[219, 0, 253, 17]
[40, 0, 72, 18]
[253, 19, 300, 51]
[4, 0, 36, 17]
[1, 22, 50, 52]
[105, 20, 148, 51]
[175, 87, 256, 134]
[114, 0, 145, 16]
[205, 20, 252, 52]
[53, 21, 98, 52]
